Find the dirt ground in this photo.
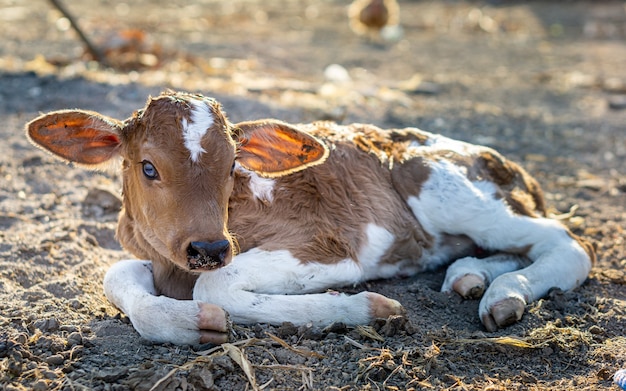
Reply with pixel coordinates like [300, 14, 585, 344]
[1, 0, 625, 390]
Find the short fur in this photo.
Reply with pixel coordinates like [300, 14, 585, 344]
[26, 91, 596, 345]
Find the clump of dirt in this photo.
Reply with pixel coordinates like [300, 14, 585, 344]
[1, 1, 625, 390]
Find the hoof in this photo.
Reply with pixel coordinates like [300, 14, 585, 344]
[452, 273, 486, 299]
[368, 292, 405, 319]
[481, 297, 525, 332]
[197, 302, 230, 344]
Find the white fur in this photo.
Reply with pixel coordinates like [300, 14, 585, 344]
[441, 254, 528, 293]
[102, 122, 592, 342]
[181, 99, 214, 162]
[358, 223, 407, 279]
[236, 163, 275, 202]
[408, 159, 592, 321]
[103, 260, 205, 345]
[106, 155, 591, 341]
[406, 128, 475, 156]
[193, 248, 374, 325]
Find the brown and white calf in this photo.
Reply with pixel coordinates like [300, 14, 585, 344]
[26, 91, 595, 345]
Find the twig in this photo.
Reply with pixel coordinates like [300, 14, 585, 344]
[266, 333, 325, 359]
[343, 335, 370, 350]
[223, 343, 259, 391]
[356, 325, 384, 342]
[254, 364, 314, 371]
[47, 0, 108, 66]
[194, 337, 260, 356]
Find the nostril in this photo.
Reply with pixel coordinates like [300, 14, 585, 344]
[187, 240, 230, 270]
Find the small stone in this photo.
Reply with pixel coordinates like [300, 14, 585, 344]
[323, 322, 348, 334]
[32, 380, 48, 391]
[8, 360, 23, 376]
[67, 332, 83, 347]
[589, 325, 604, 335]
[46, 354, 65, 365]
[33, 318, 60, 332]
[95, 367, 128, 382]
[60, 325, 79, 333]
[277, 322, 298, 338]
[82, 188, 122, 217]
[189, 367, 214, 389]
[43, 370, 59, 379]
[608, 95, 626, 110]
[324, 64, 351, 83]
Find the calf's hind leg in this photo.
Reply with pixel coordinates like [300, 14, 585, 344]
[406, 161, 593, 331]
[441, 254, 530, 299]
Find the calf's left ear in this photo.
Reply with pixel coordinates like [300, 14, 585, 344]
[234, 120, 329, 177]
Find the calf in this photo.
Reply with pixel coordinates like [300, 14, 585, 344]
[26, 91, 595, 345]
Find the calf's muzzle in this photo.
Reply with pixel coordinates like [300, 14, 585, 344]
[186, 240, 230, 270]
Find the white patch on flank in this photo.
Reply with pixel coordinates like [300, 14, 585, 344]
[181, 98, 214, 162]
[357, 223, 398, 279]
[235, 163, 276, 202]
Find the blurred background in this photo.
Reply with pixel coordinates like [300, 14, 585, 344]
[1, 1, 626, 390]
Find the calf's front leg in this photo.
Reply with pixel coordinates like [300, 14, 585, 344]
[103, 260, 230, 345]
[193, 248, 405, 326]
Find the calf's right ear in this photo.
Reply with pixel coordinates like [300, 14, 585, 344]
[26, 110, 122, 167]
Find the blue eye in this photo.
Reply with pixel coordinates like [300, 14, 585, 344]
[141, 160, 159, 180]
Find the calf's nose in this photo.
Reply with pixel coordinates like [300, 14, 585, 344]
[187, 240, 230, 270]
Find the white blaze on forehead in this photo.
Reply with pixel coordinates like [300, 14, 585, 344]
[181, 98, 214, 162]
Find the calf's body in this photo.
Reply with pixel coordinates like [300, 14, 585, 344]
[27, 91, 595, 345]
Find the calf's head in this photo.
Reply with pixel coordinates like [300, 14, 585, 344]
[26, 91, 328, 273]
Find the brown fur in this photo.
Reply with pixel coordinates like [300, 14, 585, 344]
[116, 94, 235, 299]
[229, 139, 432, 266]
[48, 92, 587, 300]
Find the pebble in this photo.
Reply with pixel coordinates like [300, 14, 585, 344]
[46, 354, 65, 366]
[32, 380, 48, 391]
[43, 369, 58, 379]
[608, 95, 626, 110]
[324, 64, 351, 83]
[588, 325, 604, 335]
[189, 367, 214, 389]
[33, 318, 60, 332]
[82, 188, 122, 217]
[277, 322, 298, 338]
[94, 368, 128, 382]
[60, 325, 79, 333]
[67, 332, 83, 347]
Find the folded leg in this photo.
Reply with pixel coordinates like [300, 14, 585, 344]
[193, 248, 404, 326]
[441, 253, 530, 299]
[103, 259, 229, 345]
[407, 160, 593, 331]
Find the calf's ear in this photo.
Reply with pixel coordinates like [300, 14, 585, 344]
[234, 120, 329, 177]
[26, 110, 122, 167]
